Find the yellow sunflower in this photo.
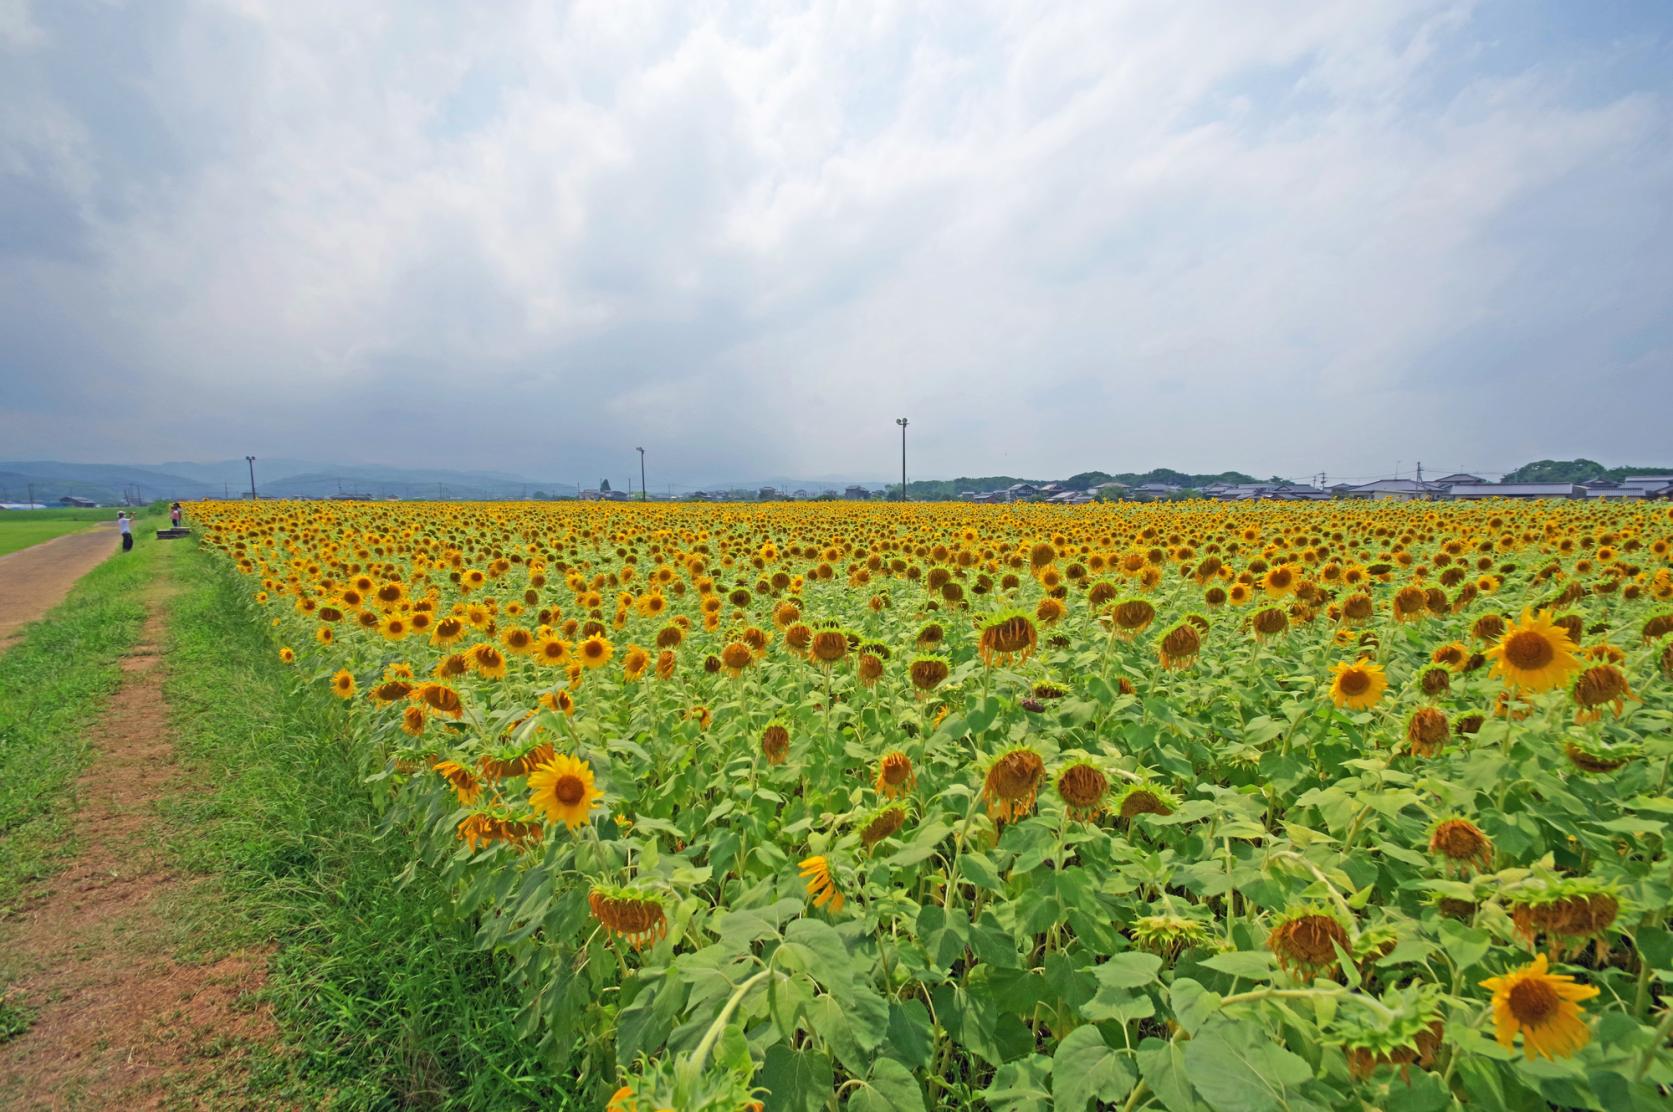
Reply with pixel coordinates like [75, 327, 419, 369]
[330, 668, 357, 699]
[527, 754, 601, 831]
[1486, 609, 1581, 693]
[1329, 659, 1387, 710]
[577, 634, 613, 670]
[1480, 953, 1598, 1060]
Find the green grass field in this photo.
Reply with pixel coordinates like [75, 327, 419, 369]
[158, 542, 573, 1108]
[0, 518, 98, 557]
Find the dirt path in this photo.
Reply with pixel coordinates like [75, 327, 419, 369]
[0, 552, 280, 1109]
[0, 523, 121, 652]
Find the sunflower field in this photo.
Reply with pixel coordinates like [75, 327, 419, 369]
[189, 498, 1673, 1110]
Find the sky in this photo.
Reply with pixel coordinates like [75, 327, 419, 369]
[2, 0, 1671, 488]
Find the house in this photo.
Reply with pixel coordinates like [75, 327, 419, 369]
[1445, 483, 1582, 500]
[843, 485, 871, 500]
[1004, 482, 1041, 501]
[1340, 479, 1439, 501]
[758, 487, 778, 501]
[59, 495, 97, 508]
[1431, 473, 1485, 487]
[1130, 483, 1181, 501]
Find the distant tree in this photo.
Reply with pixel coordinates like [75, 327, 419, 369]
[531, 490, 549, 500]
[600, 479, 612, 492]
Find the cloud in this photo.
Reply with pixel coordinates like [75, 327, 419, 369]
[1, 0, 1669, 485]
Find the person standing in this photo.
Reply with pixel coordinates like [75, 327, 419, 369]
[170, 502, 182, 529]
[118, 511, 133, 552]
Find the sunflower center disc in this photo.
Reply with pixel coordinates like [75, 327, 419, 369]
[555, 775, 586, 806]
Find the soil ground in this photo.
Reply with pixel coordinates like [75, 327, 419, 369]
[0, 524, 121, 650]
[0, 550, 281, 1109]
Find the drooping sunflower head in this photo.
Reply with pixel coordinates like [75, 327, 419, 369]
[588, 885, 668, 949]
[981, 747, 1045, 823]
[1428, 817, 1492, 874]
[978, 611, 1037, 666]
[875, 751, 915, 798]
[1405, 707, 1449, 757]
[1570, 663, 1636, 722]
[1334, 983, 1445, 1079]
[622, 645, 650, 682]
[1562, 736, 1641, 774]
[1156, 622, 1202, 671]
[527, 753, 601, 831]
[1507, 877, 1622, 950]
[1106, 597, 1157, 640]
[1115, 782, 1178, 822]
[720, 641, 754, 676]
[908, 655, 950, 692]
[858, 805, 907, 850]
[1131, 911, 1216, 957]
[808, 624, 851, 665]
[761, 722, 790, 765]
[1055, 761, 1109, 821]
[1267, 907, 1350, 981]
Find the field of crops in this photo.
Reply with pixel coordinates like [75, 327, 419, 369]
[189, 498, 1673, 1110]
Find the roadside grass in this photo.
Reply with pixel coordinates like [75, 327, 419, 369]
[0, 518, 97, 558]
[0, 533, 155, 915]
[0, 506, 134, 522]
[160, 542, 577, 1109]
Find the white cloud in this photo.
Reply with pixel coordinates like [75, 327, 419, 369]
[1, 0, 1669, 483]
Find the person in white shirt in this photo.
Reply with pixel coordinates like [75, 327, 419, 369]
[118, 511, 133, 552]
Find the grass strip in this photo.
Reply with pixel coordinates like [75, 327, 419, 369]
[160, 542, 577, 1109]
[0, 519, 97, 558]
[0, 531, 156, 913]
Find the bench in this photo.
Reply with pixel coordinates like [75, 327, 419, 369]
[155, 527, 192, 540]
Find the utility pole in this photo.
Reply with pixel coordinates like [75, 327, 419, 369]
[636, 447, 646, 502]
[1416, 461, 1423, 484]
[27, 482, 34, 509]
[245, 455, 257, 500]
[895, 418, 909, 502]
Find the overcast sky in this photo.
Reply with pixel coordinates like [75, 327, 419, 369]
[2, 1, 1670, 487]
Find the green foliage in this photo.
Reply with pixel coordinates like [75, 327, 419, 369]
[159, 545, 584, 1109]
[1502, 458, 1672, 483]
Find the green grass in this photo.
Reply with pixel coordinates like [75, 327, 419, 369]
[0, 533, 156, 913]
[1, 505, 140, 522]
[160, 542, 577, 1109]
[0, 518, 97, 557]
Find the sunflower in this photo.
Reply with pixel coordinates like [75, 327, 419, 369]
[1428, 817, 1492, 874]
[982, 748, 1045, 823]
[330, 669, 357, 699]
[1480, 954, 1598, 1060]
[1055, 761, 1109, 821]
[401, 705, 427, 736]
[859, 805, 907, 849]
[577, 634, 613, 669]
[1107, 598, 1156, 640]
[1115, 782, 1177, 821]
[433, 759, 481, 806]
[978, 612, 1037, 667]
[1485, 609, 1581, 693]
[470, 642, 508, 679]
[534, 634, 570, 667]
[720, 641, 754, 676]
[527, 754, 601, 831]
[456, 812, 544, 853]
[908, 655, 949, 692]
[1570, 664, 1636, 722]
[412, 681, 464, 718]
[798, 855, 844, 914]
[761, 722, 790, 765]
[1405, 707, 1449, 757]
[588, 885, 668, 949]
[278, 646, 295, 664]
[1329, 659, 1387, 710]
[1156, 622, 1201, 671]
[875, 752, 915, 798]
[1267, 908, 1350, 981]
[622, 645, 650, 682]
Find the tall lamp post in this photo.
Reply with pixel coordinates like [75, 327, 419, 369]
[245, 455, 257, 500]
[895, 418, 908, 502]
[636, 447, 646, 502]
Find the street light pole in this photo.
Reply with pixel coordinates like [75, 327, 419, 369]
[245, 455, 257, 500]
[895, 418, 908, 502]
[636, 447, 646, 502]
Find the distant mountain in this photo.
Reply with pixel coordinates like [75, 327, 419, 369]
[1500, 458, 1672, 484]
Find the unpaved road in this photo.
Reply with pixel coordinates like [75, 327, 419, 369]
[0, 523, 120, 651]
[0, 554, 279, 1108]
